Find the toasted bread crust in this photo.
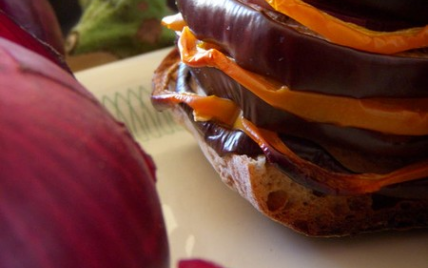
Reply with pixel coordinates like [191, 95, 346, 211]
[171, 101, 428, 236]
[152, 49, 428, 237]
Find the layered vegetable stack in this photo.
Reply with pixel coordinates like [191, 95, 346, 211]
[152, 0, 428, 236]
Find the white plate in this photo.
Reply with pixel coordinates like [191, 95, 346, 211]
[75, 48, 428, 268]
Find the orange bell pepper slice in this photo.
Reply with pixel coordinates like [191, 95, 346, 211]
[237, 116, 428, 195]
[162, 13, 187, 31]
[152, 92, 240, 126]
[265, 0, 428, 54]
[178, 27, 428, 135]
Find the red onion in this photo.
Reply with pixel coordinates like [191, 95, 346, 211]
[0, 10, 70, 72]
[179, 259, 226, 268]
[0, 0, 64, 54]
[0, 37, 169, 268]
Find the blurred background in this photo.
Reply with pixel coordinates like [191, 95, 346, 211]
[47, 0, 178, 71]
[47, 0, 177, 36]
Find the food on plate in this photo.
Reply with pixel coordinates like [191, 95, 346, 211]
[151, 0, 428, 236]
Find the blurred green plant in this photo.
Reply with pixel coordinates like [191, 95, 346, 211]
[67, 0, 175, 58]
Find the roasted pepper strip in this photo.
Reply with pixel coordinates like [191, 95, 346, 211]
[153, 92, 240, 126]
[265, 0, 428, 54]
[162, 13, 187, 31]
[179, 27, 428, 136]
[153, 89, 428, 194]
[237, 116, 428, 195]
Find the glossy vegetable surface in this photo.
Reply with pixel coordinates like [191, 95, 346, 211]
[298, 0, 421, 31]
[175, 0, 428, 98]
[153, 55, 428, 196]
[0, 37, 169, 268]
[0, 0, 64, 54]
[266, 0, 428, 54]
[322, 0, 428, 25]
[0, 10, 69, 72]
[178, 27, 428, 136]
[186, 65, 428, 174]
[153, 49, 428, 196]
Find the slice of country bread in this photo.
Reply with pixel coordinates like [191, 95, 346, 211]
[152, 49, 428, 237]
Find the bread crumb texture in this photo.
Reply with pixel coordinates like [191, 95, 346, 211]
[169, 84, 428, 237]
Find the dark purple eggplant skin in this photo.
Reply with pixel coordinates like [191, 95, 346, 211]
[187, 64, 428, 172]
[302, 0, 425, 31]
[176, 0, 428, 98]
[327, 0, 428, 25]
[168, 59, 428, 198]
